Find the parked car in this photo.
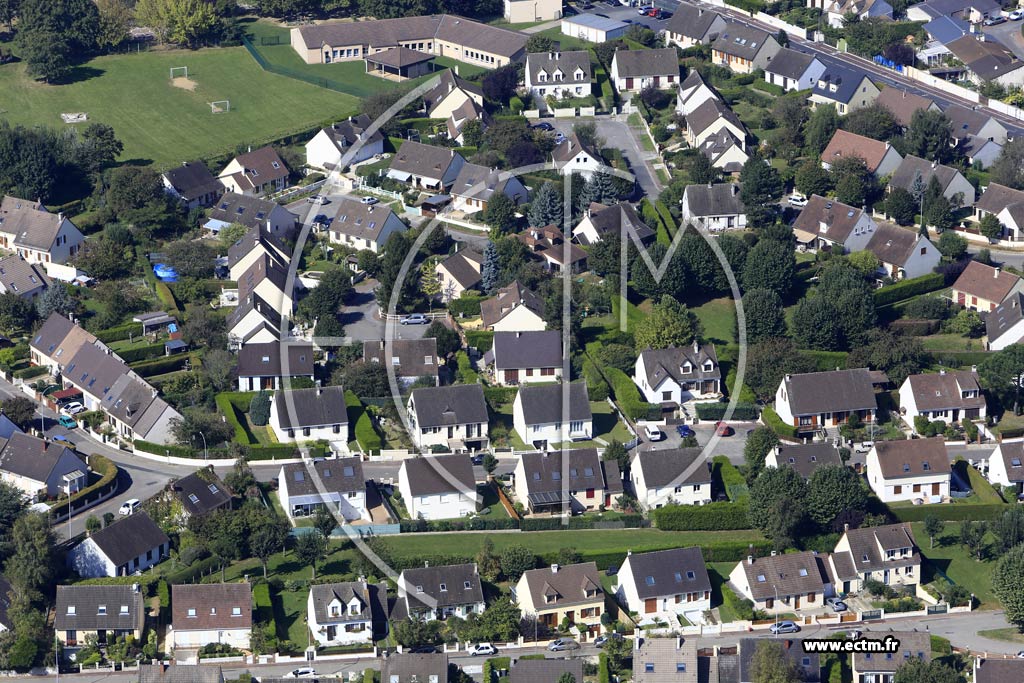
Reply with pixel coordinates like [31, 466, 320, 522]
[594, 633, 623, 648]
[554, 132, 567, 145]
[769, 621, 801, 634]
[548, 639, 581, 651]
[984, 15, 1007, 25]
[533, 122, 554, 131]
[715, 421, 733, 437]
[468, 643, 497, 656]
[306, 195, 329, 205]
[676, 424, 695, 438]
[637, 5, 653, 13]
[41, 384, 61, 396]
[61, 402, 85, 415]
[118, 499, 141, 516]
[360, 196, 379, 205]
[283, 668, 318, 679]
[214, 264, 230, 279]
[645, 424, 665, 441]
[401, 313, 429, 325]
[58, 415, 78, 429]
[826, 597, 847, 613]
[409, 646, 439, 654]
[1011, 10, 1024, 20]
[646, 7, 662, 18]
[788, 192, 808, 207]
[471, 454, 484, 466]
[52, 434, 76, 448]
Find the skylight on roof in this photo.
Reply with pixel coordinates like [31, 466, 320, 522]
[798, 568, 808, 577]
[645, 576, 655, 586]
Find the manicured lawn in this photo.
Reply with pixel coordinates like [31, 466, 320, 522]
[537, 27, 592, 52]
[919, 334, 987, 353]
[479, 483, 512, 519]
[955, 460, 1005, 504]
[913, 521, 998, 607]
[0, 45, 360, 165]
[553, 401, 632, 448]
[692, 298, 737, 345]
[977, 628, 1024, 644]
[708, 562, 741, 623]
[277, 586, 311, 646]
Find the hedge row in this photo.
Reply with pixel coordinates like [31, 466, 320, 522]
[13, 365, 48, 380]
[873, 272, 945, 307]
[652, 502, 750, 530]
[50, 454, 118, 520]
[483, 385, 516, 408]
[400, 517, 519, 532]
[465, 330, 494, 352]
[713, 455, 749, 502]
[448, 294, 484, 317]
[134, 439, 297, 460]
[95, 323, 141, 344]
[117, 343, 167, 364]
[131, 353, 194, 377]
[215, 393, 252, 444]
[694, 402, 760, 421]
[163, 556, 223, 584]
[890, 503, 1009, 522]
[154, 281, 181, 317]
[762, 405, 798, 440]
[582, 357, 610, 401]
[253, 583, 277, 640]
[456, 351, 479, 385]
[721, 580, 757, 620]
[347, 390, 382, 451]
[520, 514, 645, 531]
[604, 366, 654, 421]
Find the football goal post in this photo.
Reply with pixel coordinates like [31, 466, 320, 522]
[209, 100, 230, 114]
[169, 66, 188, 79]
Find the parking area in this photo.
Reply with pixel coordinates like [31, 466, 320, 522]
[543, 117, 663, 197]
[571, 0, 675, 32]
[637, 420, 752, 464]
[981, 16, 1024, 61]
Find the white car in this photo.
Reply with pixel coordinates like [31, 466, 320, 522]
[360, 196, 379, 205]
[283, 668, 317, 678]
[788, 193, 808, 207]
[61, 401, 86, 415]
[118, 499, 141, 516]
[1011, 9, 1024, 20]
[645, 424, 665, 441]
[468, 643, 497, 656]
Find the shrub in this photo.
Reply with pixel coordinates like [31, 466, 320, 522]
[95, 323, 141, 344]
[713, 456, 749, 502]
[722, 585, 758, 621]
[694, 402, 760, 421]
[116, 343, 166, 364]
[465, 330, 494, 352]
[448, 294, 485, 317]
[12, 365, 48, 380]
[483, 386, 516, 410]
[651, 502, 750, 530]
[215, 393, 252, 444]
[249, 391, 271, 426]
[761, 405, 797, 439]
[604, 366, 654, 420]
[583, 358, 610, 401]
[456, 351, 479, 384]
[873, 273, 945, 306]
[347, 390, 382, 452]
[131, 354, 193, 377]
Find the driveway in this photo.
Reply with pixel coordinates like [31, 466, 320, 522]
[547, 117, 663, 198]
[340, 279, 433, 343]
[981, 18, 1024, 61]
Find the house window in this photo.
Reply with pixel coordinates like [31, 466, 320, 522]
[645, 664, 655, 673]
[541, 367, 555, 376]
[97, 605, 106, 615]
[187, 608, 197, 617]
[232, 607, 242, 616]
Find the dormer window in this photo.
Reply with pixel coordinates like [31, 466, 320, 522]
[440, 583, 447, 592]
[97, 605, 106, 615]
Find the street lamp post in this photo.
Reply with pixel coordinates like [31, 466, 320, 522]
[774, 585, 779, 637]
[195, 432, 208, 460]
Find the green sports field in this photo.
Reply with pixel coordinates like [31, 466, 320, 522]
[0, 46, 360, 166]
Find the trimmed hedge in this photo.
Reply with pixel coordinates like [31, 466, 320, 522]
[604, 366, 654, 420]
[13, 365, 48, 380]
[400, 517, 520, 532]
[874, 272, 945, 307]
[95, 323, 141, 344]
[483, 385, 516, 408]
[456, 351, 479, 384]
[253, 582, 277, 642]
[520, 515, 645, 531]
[762, 405, 798, 439]
[598, 652, 610, 683]
[713, 455, 749, 502]
[582, 357, 610, 401]
[891, 503, 1009, 522]
[131, 353, 194, 377]
[50, 454, 118, 520]
[117, 343, 166, 364]
[652, 502, 750, 530]
[448, 294, 484, 317]
[154, 281, 181, 317]
[465, 330, 494, 352]
[694, 402, 760, 421]
[722, 581, 758, 620]
[215, 392, 253, 444]
[347, 390, 382, 452]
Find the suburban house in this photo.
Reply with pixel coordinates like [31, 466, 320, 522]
[610, 48, 680, 91]
[634, 637, 698, 683]
[906, 0, 999, 22]
[764, 47, 826, 92]
[290, 15, 528, 68]
[169, 470, 232, 521]
[514, 562, 604, 638]
[851, 631, 930, 683]
[729, 551, 830, 614]
[399, 453, 478, 520]
[387, 141, 466, 191]
[450, 164, 529, 215]
[988, 442, 1024, 494]
[235, 342, 315, 391]
[946, 104, 1009, 145]
[865, 223, 940, 281]
[54, 585, 145, 652]
[573, 202, 656, 246]
[962, 135, 1003, 169]
[974, 183, 1024, 241]
[974, 659, 1024, 683]
[511, 659, 584, 683]
[305, 114, 385, 171]
[919, 15, 969, 66]
[808, 0, 892, 26]
[513, 448, 622, 514]
[0, 432, 87, 501]
[681, 182, 746, 231]
[618, 547, 711, 626]
[683, 99, 748, 151]
[512, 382, 592, 448]
[226, 293, 282, 350]
[515, 224, 587, 273]
[226, 226, 289, 280]
[774, 368, 877, 435]
[395, 563, 485, 622]
[29, 313, 98, 376]
[327, 198, 407, 253]
[382, 653, 450, 683]
[363, 338, 440, 386]
[170, 583, 252, 650]
[829, 523, 920, 594]
[92, 369, 180, 446]
[888, 155, 975, 205]
[0, 255, 48, 299]
[446, 98, 489, 146]
[738, 638, 821, 683]
[765, 442, 843, 482]
[820, 129, 902, 176]
[68, 512, 170, 578]
[875, 88, 941, 128]
[946, 34, 1024, 87]
[218, 146, 289, 197]
[551, 133, 603, 178]
[525, 50, 592, 100]
[697, 128, 750, 174]
[633, 342, 722, 405]
[486, 330, 562, 386]
[268, 386, 349, 442]
[987, 292, 1024, 350]
[435, 249, 483, 301]
[675, 70, 720, 117]
[809, 65, 880, 114]
[630, 447, 712, 509]
[423, 69, 484, 119]
[308, 580, 387, 646]
[710, 23, 781, 74]
[480, 281, 547, 332]
[204, 193, 296, 237]
[791, 195, 877, 253]
[899, 369, 986, 430]
[407, 384, 489, 452]
[866, 437, 951, 503]
[161, 161, 224, 210]
[0, 195, 85, 266]
[664, 3, 726, 49]
[278, 457, 366, 521]
[236, 252, 293, 315]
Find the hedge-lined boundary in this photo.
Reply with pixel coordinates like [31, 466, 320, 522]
[465, 330, 494, 352]
[346, 390, 382, 451]
[13, 365, 48, 380]
[891, 503, 1009, 522]
[50, 454, 118, 521]
[131, 353, 195, 378]
[253, 583, 278, 643]
[95, 323, 141, 344]
[133, 439, 297, 461]
[116, 342, 167, 364]
[652, 501, 750, 530]
[215, 391, 258, 445]
[713, 455, 749, 502]
[762, 405, 798, 440]
[604, 366, 656, 421]
[874, 272, 945, 307]
[695, 402, 760, 421]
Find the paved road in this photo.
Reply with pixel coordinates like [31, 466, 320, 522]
[982, 19, 1024, 61]
[547, 117, 663, 198]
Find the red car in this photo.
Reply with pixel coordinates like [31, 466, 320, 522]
[646, 7, 662, 17]
[715, 421, 734, 437]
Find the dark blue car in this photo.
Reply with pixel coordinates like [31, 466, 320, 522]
[676, 424, 695, 438]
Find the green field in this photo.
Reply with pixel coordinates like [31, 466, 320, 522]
[912, 521, 997, 607]
[693, 297, 738, 346]
[0, 45, 359, 165]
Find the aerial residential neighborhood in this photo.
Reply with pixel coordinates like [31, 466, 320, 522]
[7, 0, 1024, 681]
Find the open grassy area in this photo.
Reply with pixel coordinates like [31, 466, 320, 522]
[0, 45, 359, 165]
[977, 628, 1024, 644]
[708, 562, 741, 623]
[913, 521, 997, 607]
[918, 334, 987, 353]
[693, 298, 737, 346]
[277, 586, 311, 646]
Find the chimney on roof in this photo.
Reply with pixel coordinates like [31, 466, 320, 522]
[939, 368, 946, 376]
[844, 523, 849, 532]
[771, 550, 777, 557]
[732, 184, 738, 195]
[182, 161, 189, 167]
[995, 266, 1001, 278]
[424, 561, 430, 568]
[551, 564, 559, 573]
[708, 182, 713, 189]
[747, 555, 754, 565]
[972, 365, 978, 372]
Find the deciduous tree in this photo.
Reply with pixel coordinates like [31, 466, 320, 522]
[807, 464, 868, 527]
[634, 296, 698, 351]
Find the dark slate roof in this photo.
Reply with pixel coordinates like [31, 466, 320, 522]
[711, 22, 775, 61]
[389, 140, 463, 177]
[54, 584, 145, 632]
[438, 249, 483, 290]
[400, 562, 483, 609]
[309, 580, 385, 624]
[236, 342, 314, 378]
[519, 562, 603, 610]
[226, 293, 282, 335]
[889, 155, 964, 196]
[64, 342, 130, 400]
[363, 338, 440, 379]
[163, 162, 223, 202]
[517, 382, 591, 426]
[739, 639, 821, 683]
[632, 447, 711, 488]
[381, 652, 449, 683]
[701, 128, 747, 173]
[841, 523, 919, 575]
[492, 330, 561, 370]
[923, 15, 969, 45]
[0, 431, 84, 484]
[226, 225, 289, 270]
[871, 437, 951, 479]
[86, 512, 170, 567]
[665, 2, 724, 41]
[767, 47, 817, 80]
[773, 442, 842, 480]
[947, 35, 1022, 82]
[945, 104, 1000, 140]
[685, 98, 746, 137]
[639, 343, 721, 391]
[450, 164, 524, 204]
[172, 470, 232, 517]
[138, 664, 225, 683]
[281, 457, 364, 496]
[526, 50, 591, 85]
[852, 631, 930, 672]
[995, 442, 1024, 483]
[975, 659, 1024, 683]
[718, 653, 740, 683]
[780, 369, 876, 415]
[0, 195, 69, 251]
[904, 370, 985, 413]
[792, 195, 870, 245]
[583, 202, 656, 244]
[423, 69, 482, 114]
[366, 46, 434, 68]
[987, 292, 1024, 345]
[328, 197, 404, 244]
[321, 114, 384, 156]
[865, 223, 927, 268]
[480, 281, 545, 328]
[738, 552, 828, 600]
[409, 384, 487, 428]
[812, 63, 871, 105]
[510, 658, 583, 683]
[401, 454, 477, 497]
[0, 254, 48, 298]
[624, 546, 710, 599]
[683, 182, 744, 218]
[612, 48, 679, 78]
[518, 448, 609, 502]
[551, 133, 602, 166]
[208, 193, 293, 231]
[172, 583, 252, 631]
[273, 386, 348, 429]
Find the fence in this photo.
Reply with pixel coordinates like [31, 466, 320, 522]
[241, 36, 362, 97]
[269, 178, 327, 203]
